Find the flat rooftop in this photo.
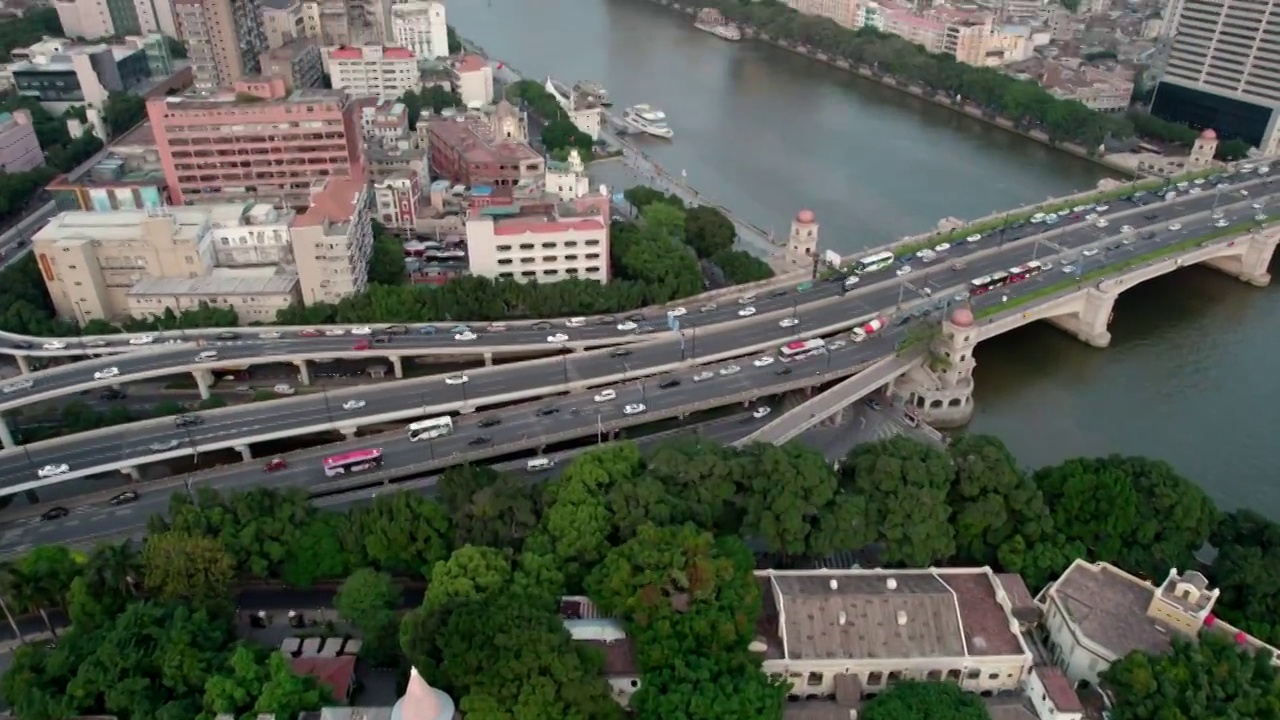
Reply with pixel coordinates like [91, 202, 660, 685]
[428, 114, 540, 165]
[128, 273, 299, 297]
[35, 208, 214, 243]
[1045, 561, 1177, 658]
[295, 176, 364, 230]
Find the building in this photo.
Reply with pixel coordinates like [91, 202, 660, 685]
[785, 0, 860, 29]
[290, 175, 372, 305]
[326, 45, 416, 100]
[46, 121, 169, 211]
[260, 0, 304, 48]
[52, 0, 177, 41]
[0, 110, 44, 173]
[451, 54, 493, 107]
[359, 98, 409, 144]
[148, 77, 364, 208]
[3, 37, 153, 113]
[125, 271, 299, 321]
[173, 0, 268, 90]
[373, 170, 420, 229]
[466, 192, 610, 284]
[544, 148, 590, 202]
[1151, 0, 1280, 153]
[426, 101, 542, 188]
[258, 38, 324, 90]
[1036, 561, 1280, 686]
[1039, 59, 1134, 111]
[390, 1, 447, 60]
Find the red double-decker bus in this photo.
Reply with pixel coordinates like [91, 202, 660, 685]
[323, 448, 384, 477]
[1006, 261, 1046, 284]
[969, 271, 1011, 296]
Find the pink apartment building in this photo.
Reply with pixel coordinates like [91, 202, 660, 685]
[466, 193, 611, 284]
[147, 77, 364, 208]
[0, 110, 44, 173]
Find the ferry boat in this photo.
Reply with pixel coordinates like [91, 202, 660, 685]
[694, 7, 742, 41]
[622, 105, 674, 139]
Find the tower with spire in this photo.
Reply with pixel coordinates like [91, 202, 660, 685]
[390, 667, 456, 720]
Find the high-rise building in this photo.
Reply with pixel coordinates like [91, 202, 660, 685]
[148, 77, 364, 207]
[259, 0, 304, 48]
[1152, 0, 1280, 154]
[53, 0, 178, 41]
[173, 0, 268, 90]
[327, 45, 418, 100]
[390, 1, 447, 60]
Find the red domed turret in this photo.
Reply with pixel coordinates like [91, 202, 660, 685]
[949, 306, 975, 328]
[795, 209, 816, 224]
[1199, 128, 1217, 141]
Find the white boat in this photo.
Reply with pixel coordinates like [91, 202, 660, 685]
[622, 104, 674, 139]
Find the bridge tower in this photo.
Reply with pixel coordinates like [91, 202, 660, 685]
[893, 306, 977, 428]
[786, 209, 819, 270]
[1188, 129, 1218, 170]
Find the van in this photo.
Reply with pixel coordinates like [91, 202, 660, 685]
[565, 317, 586, 328]
[526, 457, 555, 472]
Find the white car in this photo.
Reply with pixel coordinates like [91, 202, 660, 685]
[623, 403, 646, 416]
[38, 463, 70, 479]
[616, 321, 637, 332]
[325, 328, 346, 336]
[258, 331, 282, 339]
[1256, 213, 1268, 222]
[719, 364, 741, 376]
[1168, 223, 1183, 231]
[1189, 187, 1202, 194]
[454, 332, 478, 341]
[828, 340, 848, 351]
[2, 380, 33, 393]
[593, 389, 617, 403]
[94, 367, 121, 381]
[1061, 264, 1077, 274]
[753, 356, 775, 368]
[933, 242, 951, 253]
[1081, 248, 1099, 257]
[667, 307, 687, 317]
[1040, 262, 1054, 272]
[445, 374, 469, 385]
[42, 341, 67, 350]
[350, 326, 373, 335]
[547, 333, 570, 343]
[1215, 219, 1230, 228]
[1120, 225, 1134, 233]
[778, 317, 799, 328]
[738, 306, 757, 317]
[896, 265, 913, 276]
[738, 295, 756, 305]
[1095, 219, 1108, 228]
[342, 400, 366, 411]
[692, 371, 714, 382]
[1094, 204, 1109, 213]
[149, 440, 180, 452]
[1252, 202, 1264, 209]
[128, 334, 155, 345]
[194, 350, 218, 362]
[752, 406, 772, 419]
[965, 233, 981, 243]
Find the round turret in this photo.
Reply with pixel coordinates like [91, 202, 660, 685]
[391, 667, 455, 720]
[949, 306, 975, 328]
[796, 209, 816, 224]
[1199, 128, 1217, 140]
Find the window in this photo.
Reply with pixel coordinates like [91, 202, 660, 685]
[965, 669, 980, 680]
[806, 672, 823, 687]
[867, 672, 883, 686]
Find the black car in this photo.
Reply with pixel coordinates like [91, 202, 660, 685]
[611, 348, 632, 357]
[373, 335, 392, 344]
[626, 313, 645, 322]
[865, 398, 883, 411]
[536, 407, 559, 416]
[468, 435, 492, 446]
[769, 289, 788, 298]
[384, 324, 408, 335]
[532, 321, 553, 331]
[775, 367, 793, 376]
[1143, 213, 1159, 220]
[216, 331, 240, 340]
[174, 414, 203, 429]
[478, 418, 502, 428]
[40, 507, 70, 522]
[659, 378, 681, 389]
[100, 388, 127, 401]
[11, 341, 31, 350]
[109, 491, 139, 506]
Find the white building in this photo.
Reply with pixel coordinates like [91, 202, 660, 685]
[53, 0, 178, 41]
[390, 1, 447, 60]
[452, 54, 493, 107]
[466, 194, 610, 284]
[327, 45, 418, 100]
[290, 177, 373, 305]
[544, 149, 590, 202]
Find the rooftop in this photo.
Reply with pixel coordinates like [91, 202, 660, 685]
[35, 208, 214, 243]
[295, 176, 366, 230]
[427, 110, 540, 166]
[1043, 560, 1177, 657]
[160, 81, 347, 108]
[1036, 666, 1085, 712]
[290, 655, 357, 701]
[127, 272, 299, 297]
[453, 54, 487, 73]
[329, 45, 415, 61]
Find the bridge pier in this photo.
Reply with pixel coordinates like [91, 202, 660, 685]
[484, 352, 494, 367]
[121, 466, 140, 481]
[0, 415, 14, 450]
[295, 360, 310, 386]
[1042, 288, 1116, 349]
[234, 444, 252, 461]
[1197, 228, 1279, 287]
[14, 355, 29, 375]
[339, 427, 357, 440]
[389, 356, 403, 379]
[192, 369, 213, 400]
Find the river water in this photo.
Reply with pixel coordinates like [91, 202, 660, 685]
[449, 0, 1280, 516]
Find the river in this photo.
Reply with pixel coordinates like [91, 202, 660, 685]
[448, 0, 1280, 516]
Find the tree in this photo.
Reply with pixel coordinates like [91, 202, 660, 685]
[278, 512, 355, 586]
[1208, 510, 1280, 645]
[735, 443, 844, 558]
[631, 654, 787, 720]
[102, 92, 146, 136]
[860, 681, 989, 720]
[438, 464, 540, 550]
[141, 531, 235, 603]
[335, 568, 402, 666]
[947, 436, 1053, 566]
[367, 222, 408, 285]
[1103, 632, 1280, 720]
[422, 545, 515, 612]
[349, 493, 452, 577]
[684, 206, 737, 257]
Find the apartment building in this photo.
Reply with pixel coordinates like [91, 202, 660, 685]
[360, 98, 409, 144]
[290, 176, 373, 305]
[390, 1, 447, 60]
[258, 38, 324, 90]
[1040, 59, 1134, 111]
[148, 77, 364, 208]
[1152, 0, 1280, 154]
[785, 0, 860, 29]
[2, 37, 153, 113]
[466, 193, 610, 284]
[52, 0, 178, 41]
[46, 121, 170, 211]
[427, 101, 543, 188]
[327, 45, 417, 100]
[0, 110, 44, 173]
[260, 0, 305, 48]
[173, 0, 268, 90]
[373, 170, 421, 229]
[452, 54, 493, 107]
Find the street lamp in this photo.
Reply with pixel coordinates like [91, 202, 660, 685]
[321, 390, 335, 422]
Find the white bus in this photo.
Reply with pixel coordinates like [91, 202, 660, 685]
[851, 251, 895, 275]
[407, 416, 454, 442]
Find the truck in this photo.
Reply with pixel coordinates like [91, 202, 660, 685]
[851, 317, 886, 343]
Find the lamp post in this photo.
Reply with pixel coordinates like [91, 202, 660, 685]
[321, 390, 334, 422]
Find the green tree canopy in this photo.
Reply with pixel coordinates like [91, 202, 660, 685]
[860, 681, 990, 720]
[335, 568, 403, 665]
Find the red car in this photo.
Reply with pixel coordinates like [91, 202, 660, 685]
[299, 329, 321, 337]
[353, 340, 370, 350]
[263, 458, 287, 472]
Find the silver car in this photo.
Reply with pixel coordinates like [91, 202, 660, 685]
[692, 371, 714, 382]
[149, 439, 181, 452]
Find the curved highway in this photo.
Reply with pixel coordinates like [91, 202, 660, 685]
[0, 170, 1270, 416]
[0, 185, 1269, 492]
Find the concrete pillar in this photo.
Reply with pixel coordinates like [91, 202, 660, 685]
[295, 360, 311, 386]
[1199, 227, 1279, 287]
[1043, 288, 1116, 349]
[389, 356, 403, 379]
[340, 427, 357, 440]
[234, 444, 252, 461]
[0, 414, 13, 450]
[192, 369, 213, 400]
[121, 466, 141, 481]
[484, 352, 494, 367]
[14, 355, 29, 375]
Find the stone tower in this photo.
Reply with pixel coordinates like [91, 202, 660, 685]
[391, 667, 457, 720]
[787, 209, 819, 269]
[1188, 128, 1218, 170]
[894, 305, 977, 428]
[491, 99, 527, 143]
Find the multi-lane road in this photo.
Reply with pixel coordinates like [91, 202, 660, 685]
[1, 173, 1272, 492]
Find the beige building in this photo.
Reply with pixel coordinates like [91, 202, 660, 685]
[390, 1, 448, 60]
[53, 0, 178, 41]
[260, 0, 305, 48]
[259, 39, 324, 90]
[173, 0, 268, 90]
[1039, 60, 1134, 112]
[451, 54, 493, 108]
[466, 194, 610, 284]
[127, 272, 299, 322]
[786, 0, 860, 29]
[290, 176, 373, 305]
[327, 45, 418, 100]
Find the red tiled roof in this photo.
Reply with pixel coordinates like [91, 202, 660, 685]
[329, 46, 363, 60]
[295, 177, 365, 228]
[945, 572, 1025, 657]
[454, 54, 487, 73]
[1037, 666, 1084, 712]
[290, 655, 357, 700]
[581, 638, 638, 677]
[383, 47, 414, 60]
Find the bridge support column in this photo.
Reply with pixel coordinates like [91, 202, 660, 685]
[0, 414, 14, 450]
[295, 360, 310, 386]
[234, 444, 252, 461]
[339, 427, 357, 440]
[192, 369, 213, 400]
[484, 352, 494, 367]
[1199, 228, 1280, 287]
[14, 355, 29, 375]
[1042, 288, 1115, 349]
[389, 356, 403, 379]
[121, 466, 140, 481]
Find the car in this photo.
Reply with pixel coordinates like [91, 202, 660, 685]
[896, 265, 913, 276]
[1081, 248, 1099, 257]
[353, 340, 370, 351]
[10, 341, 31, 349]
[866, 398, 883, 411]
[455, 332, 478, 341]
[610, 348, 632, 358]
[692, 371, 714, 382]
[626, 313, 645, 322]
[110, 491, 139, 506]
[1256, 213, 1268, 221]
[342, 400, 366, 411]
[1061, 264, 1077, 273]
[258, 331, 282, 339]
[753, 356, 775, 368]
[950, 261, 966, 271]
[616, 321, 638, 331]
[41, 341, 67, 350]
[1040, 262, 1054, 271]
[84, 340, 108, 348]
[1095, 219, 1108, 228]
[778, 317, 799, 328]
[1215, 218, 1230, 228]
[547, 333, 570, 343]
[128, 334, 155, 345]
[486, 322, 509, 333]
[1168, 222, 1183, 231]
[274, 383, 296, 395]
[299, 329, 321, 337]
[1254, 202, 1265, 209]
[174, 414, 203, 429]
[596, 315, 616, 325]
[100, 388, 126, 401]
[384, 324, 409, 335]
[264, 457, 288, 472]
[417, 325, 438, 335]
[667, 307, 687, 317]
[373, 335, 392, 345]
[2, 379, 33, 393]
[623, 403, 646, 415]
[752, 406, 772, 419]
[775, 366, 793, 376]
[94, 367, 121, 381]
[215, 331, 240, 340]
[351, 326, 373, 335]
[659, 377, 681, 389]
[37, 463, 70, 479]
[536, 407, 559, 416]
[719, 364, 741, 376]
[738, 295, 756, 305]
[933, 242, 951, 253]
[1094, 204, 1109, 213]
[40, 506, 70, 521]
[445, 374, 469, 385]
[593, 389, 617, 403]
[469, 435, 492, 446]
[149, 439, 181, 451]
[1119, 225, 1134, 233]
[532, 321, 553, 331]
[325, 328, 346, 336]
[478, 418, 502, 428]
[965, 233, 982, 243]
[194, 350, 219, 362]
[699, 303, 718, 313]
[737, 306, 757, 317]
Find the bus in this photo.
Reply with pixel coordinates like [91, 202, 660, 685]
[407, 416, 454, 442]
[969, 271, 1010, 296]
[779, 338, 826, 359]
[1007, 261, 1046, 284]
[851, 251, 896, 275]
[323, 448, 384, 477]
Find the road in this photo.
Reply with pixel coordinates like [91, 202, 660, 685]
[0, 178, 1268, 492]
